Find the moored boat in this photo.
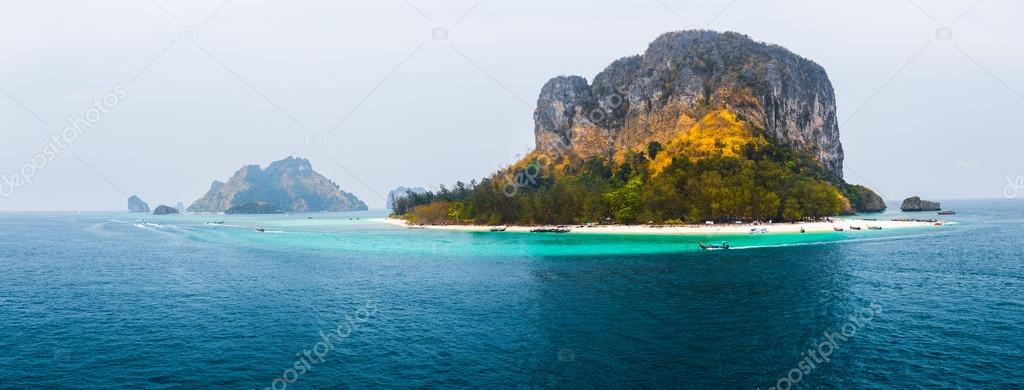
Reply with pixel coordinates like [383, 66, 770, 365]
[938, 210, 956, 215]
[868, 226, 882, 230]
[530, 226, 571, 233]
[698, 241, 730, 250]
[489, 225, 507, 232]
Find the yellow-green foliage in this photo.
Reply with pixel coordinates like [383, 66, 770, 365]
[407, 201, 452, 225]
[649, 109, 767, 174]
[395, 109, 851, 225]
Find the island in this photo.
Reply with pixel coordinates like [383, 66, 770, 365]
[187, 156, 367, 214]
[390, 30, 927, 231]
[128, 195, 150, 213]
[901, 196, 941, 212]
[153, 205, 179, 215]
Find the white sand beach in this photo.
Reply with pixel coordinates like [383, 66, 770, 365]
[383, 217, 943, 235]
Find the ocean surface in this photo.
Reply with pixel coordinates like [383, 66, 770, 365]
[1, 199, 1022, 389]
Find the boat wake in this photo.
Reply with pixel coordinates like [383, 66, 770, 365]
[729, 230, 945, 251]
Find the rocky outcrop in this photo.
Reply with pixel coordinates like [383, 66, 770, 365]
[845, 185, 887, 213]
[533, 30, 844, 178]
[153, 205, 179, 215]
[387, 186, 428, 210]
[225, 201, 284, 214]
[901, 196, 941, 212]
[188, 156, 367, 213]
[127, 195, 150, 213]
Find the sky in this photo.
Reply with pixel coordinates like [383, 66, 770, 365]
[1, 0, 1021, 210]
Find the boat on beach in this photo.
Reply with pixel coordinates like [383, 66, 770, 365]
[530, 226, 571, 233]
[489, 226, 507, 232]
[850, 226, 862, 230]
[868, 226, 882, 230]
[834, 227, 844, 232]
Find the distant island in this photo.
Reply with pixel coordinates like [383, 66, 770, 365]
[387, 186, 428, 210]
[188, 156, 367, 214]
[393, 30, 889, 226]
[128, 195, 150, 213]
[901, 196, 941, 212]
[153, 205, 179, 215]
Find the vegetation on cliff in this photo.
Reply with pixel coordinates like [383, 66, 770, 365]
[396, 109, 860, 225]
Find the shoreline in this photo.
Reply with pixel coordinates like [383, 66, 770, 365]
[383, 217, 943, 235]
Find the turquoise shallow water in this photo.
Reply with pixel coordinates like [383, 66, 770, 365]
[1, 200, 1022, 388]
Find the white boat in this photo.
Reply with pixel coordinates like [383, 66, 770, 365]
[699, 241, 730, 250]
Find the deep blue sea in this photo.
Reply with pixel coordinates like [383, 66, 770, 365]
[1, 199, 1022, 389]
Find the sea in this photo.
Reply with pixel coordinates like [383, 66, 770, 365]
[1, 199, 1021, 389]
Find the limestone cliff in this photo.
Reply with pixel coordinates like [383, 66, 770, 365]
[900, 196, 941, 212]
[127, 195, 150, 213]
[533, 30, 844, 178]
[153, 205, 179, 215]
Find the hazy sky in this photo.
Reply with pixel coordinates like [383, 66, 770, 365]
[1, 0, 1021, 210]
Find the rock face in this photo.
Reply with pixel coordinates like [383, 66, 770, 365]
[387, 186, 428, 210]
[846, 185, 887, 213]
[226, 201, 284, 214]
[188, 156, 367, 213]
[900, 196, 941, 212]
[533, 30, 844, 178]
[153, 205, 179, 215]
[127, 195, 150, 213]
